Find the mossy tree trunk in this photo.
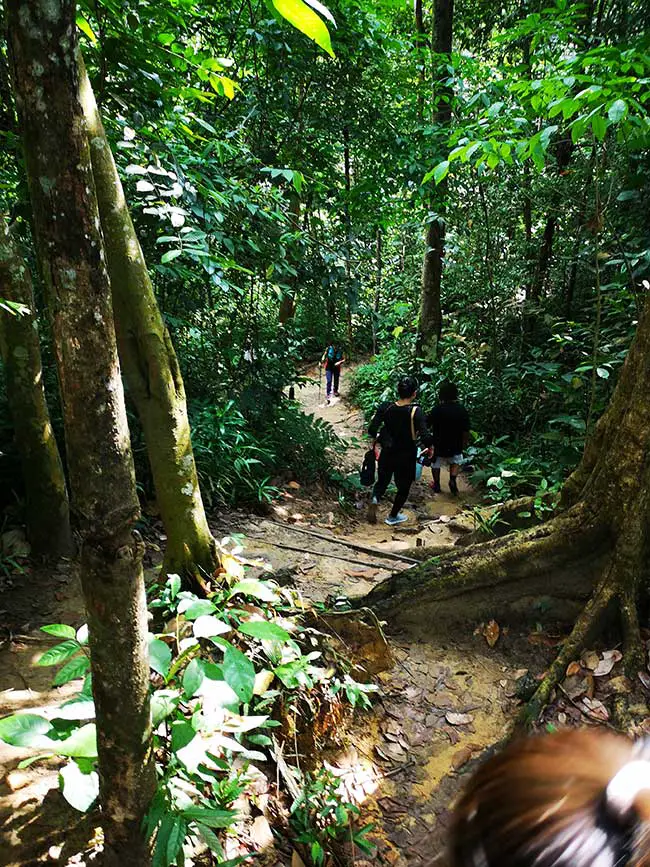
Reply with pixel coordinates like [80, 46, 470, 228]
[0, 214, 72, 557]
[362, 295, 650, 721]
[6, 3, 155, 863]
[416, 0, 453, 362]
[78, 60, 218, 588]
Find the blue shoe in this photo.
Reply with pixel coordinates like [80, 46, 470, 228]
[385, 513, 408, 526]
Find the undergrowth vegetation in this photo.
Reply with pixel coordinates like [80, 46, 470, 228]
[0, 548, 377, 867]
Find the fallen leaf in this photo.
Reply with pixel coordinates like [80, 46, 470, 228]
[602, 675, 632, 695]
[292, 851, 307, 867]
[592, 657, 617, 677]
[581, 696, 609, 721]
[451, 745, 474, 770]
[566, 661, 582, 677]
[581, 650, 600, 671]
[445, 711, 474, 726]
[557, 712, 567, 725]
[287, 481, 301, 490]
[603, 649, 623, 662]
[482, 620, 500, 648]
[513, 668, 529, 679]
[562, 674, 589, 700]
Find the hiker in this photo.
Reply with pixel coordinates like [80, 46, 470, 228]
[367, 375, 431, 526]
[426, 381, 470, 496]
[321, 342, 345, 402]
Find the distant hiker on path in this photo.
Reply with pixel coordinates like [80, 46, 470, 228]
[426, 381, 470, 496]
[321, 342, 345, 403]
[367, 376, 432, 526]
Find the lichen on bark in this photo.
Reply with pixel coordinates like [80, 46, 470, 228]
[0, 213, 72, 557]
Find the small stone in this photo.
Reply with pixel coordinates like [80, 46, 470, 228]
[5, 769, 30, 791]
[250, 815, 274, 849]
[287, 481, 301, 490]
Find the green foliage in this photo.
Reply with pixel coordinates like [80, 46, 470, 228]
[0, 548, 377, 866]
[290, 767, 375, 865]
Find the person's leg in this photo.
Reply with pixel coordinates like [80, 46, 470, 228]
[325, 368, 333, 398]
[333, 367, 340, 395]
[449, 456, 461, 495]
[388, 458, 414, 519]
[431, 459, 442, 493]
[369, 451, 393, 523]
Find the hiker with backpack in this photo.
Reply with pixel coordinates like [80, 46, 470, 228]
[426, 380, 470, 496]
[367, 376, 432, 526]
[321, 342, 345, 403]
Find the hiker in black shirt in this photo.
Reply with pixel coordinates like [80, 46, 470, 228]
[426, 381, 470, 496]
[367, 376, 432, 526]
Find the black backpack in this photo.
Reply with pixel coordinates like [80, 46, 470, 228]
[359, 449, 376, 487]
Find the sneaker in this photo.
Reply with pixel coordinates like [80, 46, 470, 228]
[385, 512, 408, 526]
[367, 497, 378, 524]
[429, 481, 441, 493]
[333, 391, 340, 397]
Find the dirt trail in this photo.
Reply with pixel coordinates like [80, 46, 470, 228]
[218, 366, 535, 867]
[0, 365, 537, 867]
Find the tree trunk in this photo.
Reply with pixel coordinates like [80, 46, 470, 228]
[0, 215, 72, 557]
[343, 125, 354, 352]
[278, 190, 301, 324]
[416, 0, 453, 362]
[361, 292, 650, 718]
[372, 226, 382, 356]
[6, 4, 155, 864]
[78, 61, 218, 586]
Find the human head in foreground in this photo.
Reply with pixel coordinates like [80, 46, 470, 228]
[449, 728, 650, 867]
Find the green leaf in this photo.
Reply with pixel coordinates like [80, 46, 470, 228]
[40, 624, 76, 640]
[229, 579, 279, 603]
[607, 99, 627, 123]
[0, 713, 52, 747]
[149, 637, 172, 677]
[55, 699, 96, 721]
[193, 615, 231, 639]
[166, 815, 187, 865]
[182, 807, 237, 828]
[596, 367, 610, 379]
[153, 812, 176, 867]
[151, 690, 180, 727]
[591, 114, 608, 141]
[38, 640, 81, 667]
[238, 621, 291, 642]
[161, 249, 182, 264]
[59, 760, 99, 812]
[194, 822, 224, 856]
[222, 644, 256, 704]
[76, 16, 97, 44]
[272, 0, 335, 57]
[45, 723, 98, 758]
[183, 599, 216, 620]
[53, 654, 90, 687]
[182, 658, 205, 698]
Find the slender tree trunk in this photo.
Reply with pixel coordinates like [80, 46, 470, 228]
[417, 0, 454, 361]
[6, 4, 155, 864]
[78, 61, 218, 586]
[343, 125, 354, 352]
[0, 215, 72, 557]
[372, 226, 382, 356]
[278, 190, 301, 324]
[414, 0, 425, 120]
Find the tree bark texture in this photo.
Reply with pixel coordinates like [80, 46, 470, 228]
[361, 293, 650, 703]
[417, 0, 453, 361]
[78, 61, 218, 585]
[0, 214, 72, 556]
[6, 3, 155, 863]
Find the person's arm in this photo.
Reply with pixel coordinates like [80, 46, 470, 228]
[368, 402, 388, 439]
[335, 355, 345, 367]
[415, 406, 434, 447]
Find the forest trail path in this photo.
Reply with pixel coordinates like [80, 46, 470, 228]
[215, 365, 533, 867]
